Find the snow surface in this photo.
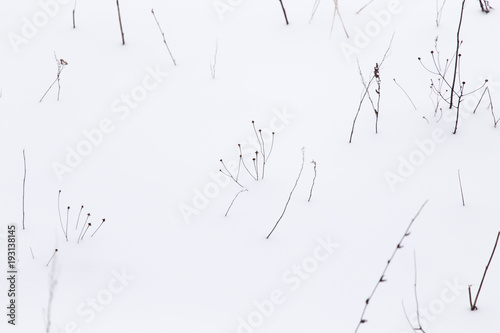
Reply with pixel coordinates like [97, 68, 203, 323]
[1, 0, 500, 332]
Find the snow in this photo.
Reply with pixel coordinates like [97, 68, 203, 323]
[1, 0, 499, 332]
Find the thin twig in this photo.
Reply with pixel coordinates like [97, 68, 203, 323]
[46, 249, 58, 267]
[91, 219, 105, 237]
[116, 0, 125, 45]
[309, 0, 321, 23]
[278, 0, 289, 25]
[210, 41, 218, 79]
[449, 0, 466, 109]
[402, 301, 415, 332]
[77, 214, 90, 244]
[252, 122, 263, 180]
[57, 190, 67, 240]
[55, 55, 66, 101]
[39, 78, 58, 103]
[238, 145, 258, 181]
[393, 78, 417, 110]
[478, 0, 492, 13]
[330, 0, 349, 38]
[151, 9, 176, 66]
[374, 63, 381, 133]
[80, 223, 91, 242]
[473, 87, 498, 127]
[356, 0, 375, 14]
[45, 257, 57, 333]
[470, 231, 500, 310]
[254, 152, 259, 180]
[412, 252, 426, 332]
[458, 169, 465, 206]
[468, 285, 474, 310]
[225, 189, 248, 217]
[354, 200, 429, 332]
[65, 206, 70, 241]
[220, 159, 244, 187]
[349, 37, 393, 142]
[266, 148, 305, 239]
[75, 205, 84, 230]
[436, 0, 447, 26]
[72, 0, 77, 29]
[308, 160, 317, 202]
[266, 132, 275, 164]
[259, 130, 266, 177]
[39, 56, 67, 102]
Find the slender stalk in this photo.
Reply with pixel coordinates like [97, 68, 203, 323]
[266, 132, 275, 164]
[40, 57, 67, 102]
[436, 0, 447, 27]
[393, 78, 417, 110]
[330, 0, 349, 38]
[238, 145, 258, 181]
[402, 254, 426, 332]
[45, 257, 58, 333]
[473, 87, 498, 127]
[57, 190, 67, 240]
[151, 9, 176, 66]
[72, 0, 77, 29]
[309, 0, 321, 23]
[65, 206, 70, 241]
[278, 0, 289, 25]
[478, 0, 491, 13]
[470, 231, 500, 310]
[75, 205, 84, 230]
[259, 130, 266, 178]
[77, 214, 90, 244]
[210, 41, 218, 79]
[225, 189, 248, 217]
[308, 160, 317, 202]
[349, 37, 393, 142]
[356, 0, 375, 14]
[254, 152, 259, 180]
[374, 63, 381, 133]
[46, 249, 58, 267]
[39, 78, 58, 103]
[80, 223, 91, 242]
[220, 159, 244, 187]
[91, 219, 105, 237]
[116, 0, 125, 45]
[266, 148, 305, 239]
[412, 252, 426, 332]
[458, 169, 465, 206]
[354, 200, 429, 332]
[449, 0, 465, 109]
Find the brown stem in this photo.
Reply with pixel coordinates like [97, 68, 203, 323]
[116, 0, 125, 45]
[471, 231, 500, 310]
[278, 0, 289, 25]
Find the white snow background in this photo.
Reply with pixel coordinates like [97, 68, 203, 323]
[1, 0, 500, 332]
